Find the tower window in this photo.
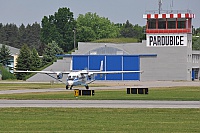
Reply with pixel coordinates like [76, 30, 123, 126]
[177, 19, 186, 29]
[167, 19, 176, 29]
[148, 19, 156, 29]
[158, 19, 166, 29]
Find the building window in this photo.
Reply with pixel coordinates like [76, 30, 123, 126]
[167, 19, 176, 29]
[177, 19, 186, 29]
[148, 19, 156, 29]
[158, 19, 166, 29]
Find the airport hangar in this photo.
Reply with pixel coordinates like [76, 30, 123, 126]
[58, 10, 200, 82]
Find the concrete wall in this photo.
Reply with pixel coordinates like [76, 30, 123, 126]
[140, 44, 188, 81]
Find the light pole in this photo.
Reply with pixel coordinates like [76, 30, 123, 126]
[73, 29, 76, 49]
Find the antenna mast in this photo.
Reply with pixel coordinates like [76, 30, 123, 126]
[170, 0, 174, 12]
[158, 0, 162, 14]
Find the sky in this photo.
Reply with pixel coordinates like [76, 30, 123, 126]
[0, 0, 199, 28]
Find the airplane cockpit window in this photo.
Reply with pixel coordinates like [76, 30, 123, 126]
[68, 76, 78, 80]
[68, 76, 74, 80]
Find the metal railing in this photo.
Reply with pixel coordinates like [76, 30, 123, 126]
[145, 9, 192, 14]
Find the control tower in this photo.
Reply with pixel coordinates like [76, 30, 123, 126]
[142, 1, 195, 80]
[143, 10, 195, 46]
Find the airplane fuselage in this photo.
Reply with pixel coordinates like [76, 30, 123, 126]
[66, 72, 88, 89]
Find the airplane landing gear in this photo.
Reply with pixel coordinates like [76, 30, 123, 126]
[66, 85, 73, 90]
[85, 85, 89, 90]
[70, 86, 73, 90]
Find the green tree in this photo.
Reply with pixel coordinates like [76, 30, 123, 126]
[41, 7, 76, 52]
[192, 27, 200, 50]
[133, 24, 145, 40]
[0, 23, 42, 54]
[0, 23, 4, 42]
[2, 23, 20, 48]
[120, 20, 145, 41]
[42, 41, 64, 65]
[15, 44, 32, 80]
[25, 23, 42, 50]
[76, 12, 119, 42]
[77, 26, 96, 42]
[18, 24, 26, 48]
[192, 34, 200, 50]
[30, 48, 41, 70]
[0, 64, 16, 80]
[196, 28, 200, 35]
[0, 44, 11, 66]
[120, 20, 135, 38]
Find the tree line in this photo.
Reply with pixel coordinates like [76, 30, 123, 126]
[0, 8, 146, 54]
[0, 23, 43, 54]
[15, 41, 63, 80]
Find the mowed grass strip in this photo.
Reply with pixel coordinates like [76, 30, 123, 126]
[0, 83, 109, 90]
[0, 83, 65, 90]
[0, 87, 199, 101]
[0, 108, 199, 133]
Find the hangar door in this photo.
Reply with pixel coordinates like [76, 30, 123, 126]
[72, 55, 140, 80]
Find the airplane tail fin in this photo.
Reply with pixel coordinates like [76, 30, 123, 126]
[70, 60, 73, 71]
[99, 60, 104, 78]
[100, 60, 103, 71]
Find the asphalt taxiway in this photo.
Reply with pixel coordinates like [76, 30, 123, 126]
[0, 100, 199, 108]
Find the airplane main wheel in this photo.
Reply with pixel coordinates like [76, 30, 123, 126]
[66, 85, 69, 90]
[85, 85, 89, 90]
[70, 86, 73, 90]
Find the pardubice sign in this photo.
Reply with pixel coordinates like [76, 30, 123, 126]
[146, 34, 187, 47]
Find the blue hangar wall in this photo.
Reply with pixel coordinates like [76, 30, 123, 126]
[72, 55, 140, 80]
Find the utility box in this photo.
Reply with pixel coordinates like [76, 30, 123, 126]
[79, 90, 95, 96]
[127, 88, 148, 94]
[74, 89, 79, 97]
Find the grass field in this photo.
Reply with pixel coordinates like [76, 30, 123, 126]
[0, 83, 65, 90]
[0, 108, 199, 133]
[0, 86, 199, 101]
[0, 82, 108, 91]
[92, 37, 138, 43]
[0, 84, 199, 132]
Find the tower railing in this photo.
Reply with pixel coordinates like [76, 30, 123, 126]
[145, 9, 192, 14]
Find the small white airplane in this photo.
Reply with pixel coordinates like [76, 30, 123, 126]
[15, 61, 143, 90]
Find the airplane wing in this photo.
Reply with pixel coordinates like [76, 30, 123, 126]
[93, 71, 143, 74]
[85, 70, 143, 75]
[14, 70, 71, 74]
[79, 60, 143, 75]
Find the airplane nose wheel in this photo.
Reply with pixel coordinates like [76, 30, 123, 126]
[85, 85, 89, 90]
[66, 85, 68, 90]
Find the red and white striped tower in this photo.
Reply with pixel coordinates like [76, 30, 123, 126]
[143, 11, 195, 47]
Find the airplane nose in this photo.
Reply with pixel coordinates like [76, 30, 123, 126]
[68, 81, 73, 86]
